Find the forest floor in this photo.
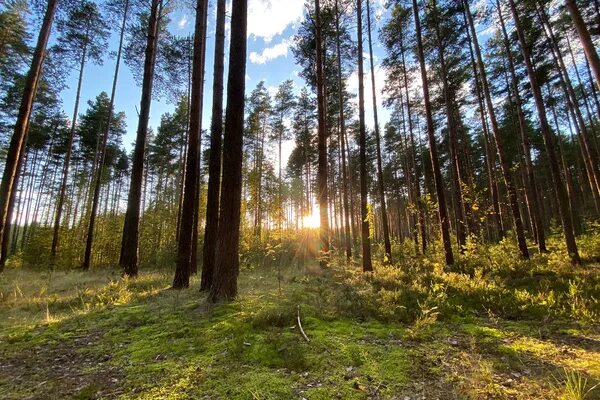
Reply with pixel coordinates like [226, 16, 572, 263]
[1, 236, 600, 399]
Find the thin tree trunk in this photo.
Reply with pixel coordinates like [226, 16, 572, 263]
[334, 0, 352, 260]
[566, 0, 600, 89]
[120, 0, 161, 276]
[314, 0, 330, 267]
[432, 0, 467, 252]
[495, 0, 546, 251]
[51, 38, 88, 258]
[0, 0, 57, 271]
[366, 0, 391, 261]
[357, 0, 373, 272]
[412, 0, 454, 266]
[536, 4, 600, 213]
[465, 0, 529, 259]
[508, 0, 580, 263]
[173, 0, 208, 288]
[201, 0, 225, 291]
[190, 0, 208, 277]
[82, 0, 129, 270]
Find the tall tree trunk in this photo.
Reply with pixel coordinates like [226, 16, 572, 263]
[357, 0, 373, 272]
[201, 0, 225, 291]
[536, 4, 600, 212]
[464, 0, 529, 259]
[51, 39, 88, 259]
[495, 0, 546, 252]
[566, 0, 600, 89]
[508, 0, 580, 263]
[412, 0, 454, 266]
[465, 4, 503, 241]
[174, 0, 208, 288]
[120, 0, 161, 276]
[334, 0, 352, 260]
[315, 0, 330, 267]
[82, 0, 129, 270]
[208, 0, 247, 302]
[190, 0, 208, 277]
[432, 0, 467, 251]
[366, 0, 391, 261]
[0, 0, 57, 271]
[398, 23, 427, 253]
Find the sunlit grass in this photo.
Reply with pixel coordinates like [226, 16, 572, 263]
[0, 231, 599, 399]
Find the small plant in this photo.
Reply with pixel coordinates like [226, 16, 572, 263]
[555, 368, 599, 400]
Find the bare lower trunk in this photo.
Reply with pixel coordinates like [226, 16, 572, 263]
[174, 0, 208, 289]
[315, 0, 330, 267]
[208, 0, 247, 302]
[357, 0, 373, 272]
[465, 0, 529, 259]
[82, 0, 129, 270]
[366, 0, 391, 261]
[412, 0, 454, 266]
[120, 0, 161, 276]
[509, 0, 580, 263]
[201, 0, 226, 291]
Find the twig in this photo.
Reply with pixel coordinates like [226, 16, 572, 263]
[297, 305, 310, 342]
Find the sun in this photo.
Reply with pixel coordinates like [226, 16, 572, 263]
[302, 207, 321, 229]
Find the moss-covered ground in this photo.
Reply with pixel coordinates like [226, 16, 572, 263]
[1, 235, 600, 399]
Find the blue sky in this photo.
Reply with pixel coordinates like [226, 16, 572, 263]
[57, 0, 390, 163]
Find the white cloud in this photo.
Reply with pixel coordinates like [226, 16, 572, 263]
[178, 15, 189, 29]
[248, 0, 305, 42]
[249, 40, 290, 64]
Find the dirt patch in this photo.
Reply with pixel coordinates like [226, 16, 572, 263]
[0, 330, 123, 399]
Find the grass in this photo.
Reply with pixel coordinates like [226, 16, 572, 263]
[0, 233, 599, 399]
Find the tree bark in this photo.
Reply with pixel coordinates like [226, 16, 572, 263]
[82, 0, 129, 270]
[315, 0, 330, 267]
[120, 0, 161, 276]
[495, 0, 545, 251]
[334, 0, 352, 260]
[508, 0, 580, 263]
[566, 0, 600, 89]
[201, 0, 226, 291]
[412, 0, 454, 266]
[465, 0, 529, 259]
[174, 0, 208, 289]
[366, 0, 391, 262]
[357, 0, 373, 272]
[208, 0, 247, 302]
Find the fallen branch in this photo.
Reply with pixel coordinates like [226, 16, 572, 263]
[297, 305, 310, 342]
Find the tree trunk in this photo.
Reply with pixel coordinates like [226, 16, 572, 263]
[190, 0, 208, 277]
[334, 0, 352, 260]
[208, 0, 247, 302]
[174, 0, 208, 289]
[412, 0, 454, 266]
[495, 0, 545, 251]
[566, 0, 600, 89]
[465, 0, 529, 259]
[357, 0, 373, 272]
[366, 0, 391, 261]
[0, 0, 57, 271]
[508, 0, 580, 263]
[201, 0, 225, 291]
[315, 0, 330, 267]
[536, 4, 600, 213]
[82, 0, 129, 271]
[432, 0, 467, 251]
[51, 38, 88, 259]
[120, 0, 161, 276]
